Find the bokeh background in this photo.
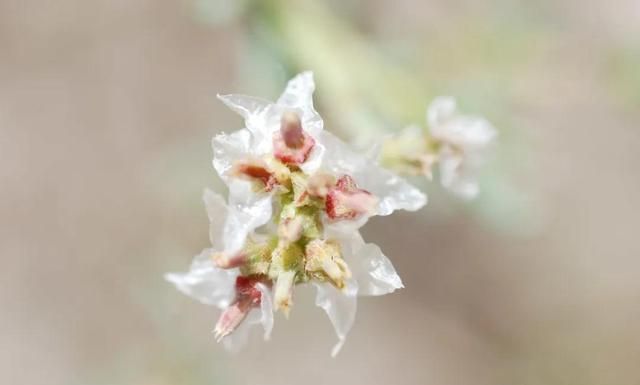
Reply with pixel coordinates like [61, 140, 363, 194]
[2, 1, 640, 384]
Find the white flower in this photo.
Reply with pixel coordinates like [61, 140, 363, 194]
[212, 72, 425, 354]
[165, 189, 274, 350]
[427, 97, 497, 199]
[167, 71, 426, 356]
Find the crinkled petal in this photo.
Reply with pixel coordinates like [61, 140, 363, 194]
[319, 131, 427, 216]
[327, 229, 404, 296]
[165, 248, 238, 308]
[313, 280, 358, 357]
[217, 93, 272, 132]
[201, 173, 273, 256]
[211, 132, 274, 254]
[221, 283, 274, 352]
[216, 95, 280, 155]
[212, 129, 253, 182]
[223, 182, 273, 255]
[203, 189, 227, 247]
[217, 94, 271, 120]
[276, 71, 323, 137]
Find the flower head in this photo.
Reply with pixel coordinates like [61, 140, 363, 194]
[167, 72, 426, 356]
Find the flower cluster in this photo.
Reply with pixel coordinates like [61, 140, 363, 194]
[166, 72, 426, 356]
[381, 97, 497, 199]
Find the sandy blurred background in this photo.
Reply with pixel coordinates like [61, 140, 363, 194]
[1, 1, 640, 384]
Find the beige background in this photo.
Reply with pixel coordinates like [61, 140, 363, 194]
[1, 1, 639, 384]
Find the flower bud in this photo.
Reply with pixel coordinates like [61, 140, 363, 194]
[305, 239, 352, 289]
[280, 111, 305, 148]
[325, 175, 378, 220]
[231, 158, 277, 191]
[273, 111, 315, 165]
[214, 276, 263, 342]
[214, 297, 253, 342]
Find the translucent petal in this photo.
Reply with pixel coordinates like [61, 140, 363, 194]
[217, 93, 271, 128]
[221, 283, 274, 352]
[212, 129, 252, 182]
[277, 72, 315, 109]
[223, 182, 273, 255]
[201, 173, 273, 257]
[275, 72, 323, 137]
[215, 95, 279, 155]
[203, 189, 227, 247]
[319, 131, 427, 216]
[313, 281, 358, 357]
[327, 229, 404, 296]
[165, 248, 238, 308]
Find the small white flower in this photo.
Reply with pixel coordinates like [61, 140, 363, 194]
[167, 72, 425, 356]
[213, 74, 423, 354]
[428, 97, 497, 199]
